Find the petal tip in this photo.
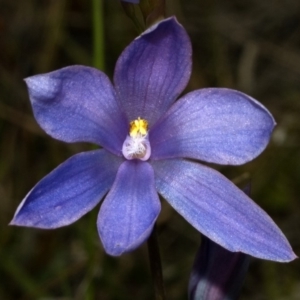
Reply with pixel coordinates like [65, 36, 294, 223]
[8, 219, 16, 226]
[24, 72, 60, 104]
[138, 16, 176, 38]
[104, 246, 126, 257]
[8, 216, 28, 227]
[285, 251, 298, 262]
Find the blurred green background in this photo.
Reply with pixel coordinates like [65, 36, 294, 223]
[0, 0, 300, 299]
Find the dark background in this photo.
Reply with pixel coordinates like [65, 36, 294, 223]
[0, 0, 299, 299]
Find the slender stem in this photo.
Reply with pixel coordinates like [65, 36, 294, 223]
[147, 224, 167, 300]
[92, 0, 104, 70]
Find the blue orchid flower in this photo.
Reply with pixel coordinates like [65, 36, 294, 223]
[11, 17, 296, 261]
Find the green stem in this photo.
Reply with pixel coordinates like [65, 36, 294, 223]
[147, 224, 167, 300]
[92, 0, 104, 70]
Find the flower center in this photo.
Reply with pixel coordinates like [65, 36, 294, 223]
[122, 117, 151, 161]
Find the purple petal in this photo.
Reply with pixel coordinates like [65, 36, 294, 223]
[10, 150, 122, 228]
[188, 235, 250, 300]
[150, 88, 275, 165]
[189, 185, 251, 300]
[98, 160, 161, 256]
[152, 159, 296, 262]
[114, 17, 192, 126]
[25, 66, 128, 155]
